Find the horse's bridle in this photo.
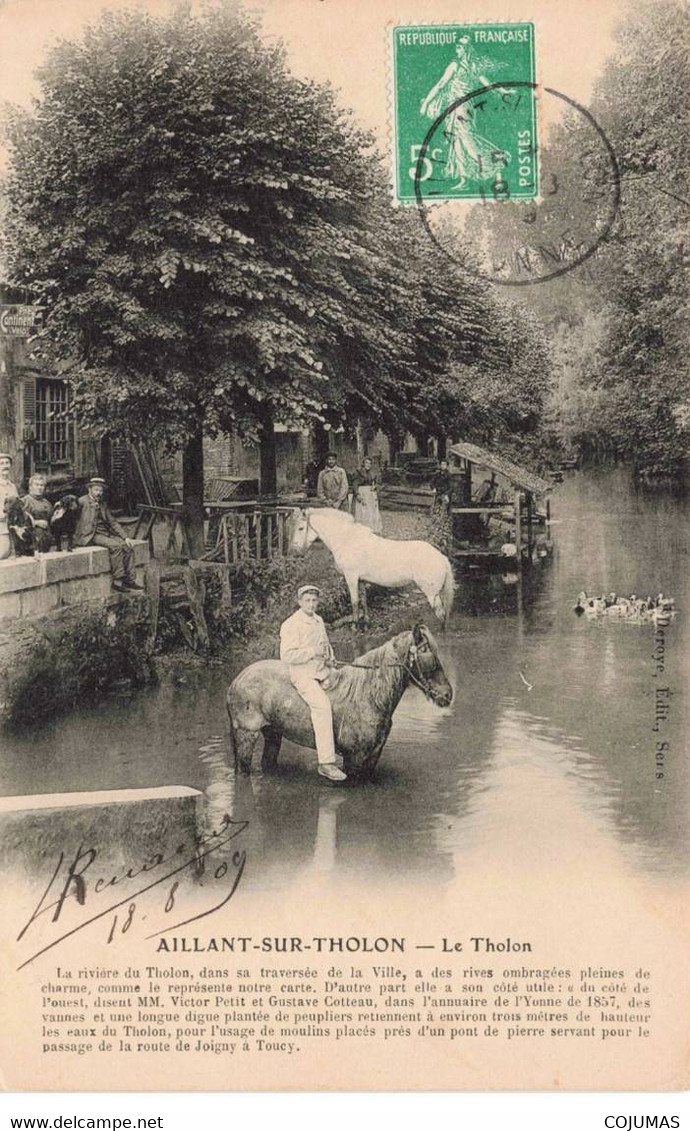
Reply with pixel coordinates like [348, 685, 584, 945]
[335, 631, 443, 701]
[402, 637, 444, 700]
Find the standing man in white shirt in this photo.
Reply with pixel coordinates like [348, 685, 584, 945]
[279, 584, 347, 783]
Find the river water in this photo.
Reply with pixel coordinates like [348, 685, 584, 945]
[2, 467, 688, 894]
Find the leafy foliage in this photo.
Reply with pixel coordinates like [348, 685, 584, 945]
[6, 608, 153, 725]
[464, 0, 690, 476]
[3, 0, 552, 490]
[4, 4, 450, 448]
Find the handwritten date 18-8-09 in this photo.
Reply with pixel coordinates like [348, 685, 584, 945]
[16, 816, 249, 970]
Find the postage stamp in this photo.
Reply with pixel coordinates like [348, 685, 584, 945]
[392, 23, 538, 203]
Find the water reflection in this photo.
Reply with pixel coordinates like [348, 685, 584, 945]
[0, 468, 687, 886]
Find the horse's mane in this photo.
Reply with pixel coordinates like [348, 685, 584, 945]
[307, 506, 355, 525]
[353, 631, 412, 668]
[330, 630, 412, 712]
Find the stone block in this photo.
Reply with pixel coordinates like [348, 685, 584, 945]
[42, 548, 92, 583]
[92, 574, 116, 600]
[0, 786, 202, 876]
[0, 558, 42, 595]
[19, 584, 60, 619]
[58, 575, 111, 606]
[89, 547, 111, 575]
[0, 592, 21, 621]
[131, 539, 150, 566]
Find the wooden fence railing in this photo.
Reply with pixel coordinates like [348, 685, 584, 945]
[134, 501, 295, 568]
[202, 504, 295, 567]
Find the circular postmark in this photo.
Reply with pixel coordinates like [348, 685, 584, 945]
[413, 81, 621, 286]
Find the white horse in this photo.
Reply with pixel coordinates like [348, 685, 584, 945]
[290, 507, 455, 628]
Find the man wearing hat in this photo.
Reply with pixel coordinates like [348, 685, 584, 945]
[316, 452, 349, 510]
[279, 584, 346, 782]
[75, 477, 142, 592]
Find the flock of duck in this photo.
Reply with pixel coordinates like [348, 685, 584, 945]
[574, 592, 676, 621]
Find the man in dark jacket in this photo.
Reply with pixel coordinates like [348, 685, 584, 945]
[75, 477, 142, 592]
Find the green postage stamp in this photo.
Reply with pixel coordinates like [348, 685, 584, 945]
[392, 23, 538, 203]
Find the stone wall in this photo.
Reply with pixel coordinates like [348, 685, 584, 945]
[0, 541, 149, 623]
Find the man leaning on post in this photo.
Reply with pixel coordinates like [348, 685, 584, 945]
[279, 584, 347, 782]
[75, 476, 143, 593]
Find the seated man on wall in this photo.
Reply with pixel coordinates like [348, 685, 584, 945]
[21, 473, 54, 552]
[75, 476, 143, 592]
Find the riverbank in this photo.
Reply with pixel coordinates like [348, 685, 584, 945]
[0, 508, 444, 726]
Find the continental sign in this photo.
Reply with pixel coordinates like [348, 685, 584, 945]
[0, 305, 43, 338]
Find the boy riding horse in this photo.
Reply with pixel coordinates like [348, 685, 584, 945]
[279, 584, 347, 783]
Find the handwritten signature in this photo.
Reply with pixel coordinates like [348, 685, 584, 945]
[17, 815, 248, 970]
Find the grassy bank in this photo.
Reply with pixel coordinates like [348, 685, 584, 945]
[3, 600, 155, 727]
[158, 507, 448, 676]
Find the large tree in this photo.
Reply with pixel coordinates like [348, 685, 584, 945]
[3, 4, 421, 550]
[463, 0, 690, 476]
[582, 0, 690, 475]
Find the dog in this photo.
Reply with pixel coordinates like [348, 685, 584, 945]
[4, 497, 51, 556]
[50, 493, 80, 552]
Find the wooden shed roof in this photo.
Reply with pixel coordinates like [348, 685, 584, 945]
[449, 441, 552, 495]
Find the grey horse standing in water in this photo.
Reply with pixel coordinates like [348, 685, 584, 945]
[226, 625, 453, 779]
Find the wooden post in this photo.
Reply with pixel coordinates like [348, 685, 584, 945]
[231, 515, 239, 565]
[164, 514, 178, 559]
[254, 510, 262, 559]
[143, 559, 161, 655]
[526, 490, 533, 556]
[182, 428, 205, 559]
[189, 560, 232, 610]
[266, 512, 273, 558]
[181, 565, 209, 653]
[514, 488, 523, 562]
[220, 567, 233, 609]
[222, 515, 230, 566]
[258, 409, 277, 498]
[313, 422, 331, 465]
[546, 497, 551, 534]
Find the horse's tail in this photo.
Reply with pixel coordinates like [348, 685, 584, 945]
[440, 557, 455, 628]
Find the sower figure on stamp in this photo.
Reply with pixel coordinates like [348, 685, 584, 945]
[279, 584, 347, 783]
[75, 476, 143, 592]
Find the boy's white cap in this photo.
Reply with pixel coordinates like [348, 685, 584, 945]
[297, 584, 321, 598]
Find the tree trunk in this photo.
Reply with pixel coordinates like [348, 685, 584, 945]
[437, 435, 447, 460]
[387, 430, 401, 468]
[313, 421, 331, 463]
[416, 430, 431, 457]
[259, 409, 277, 498]
[182, 428, 205, 560]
